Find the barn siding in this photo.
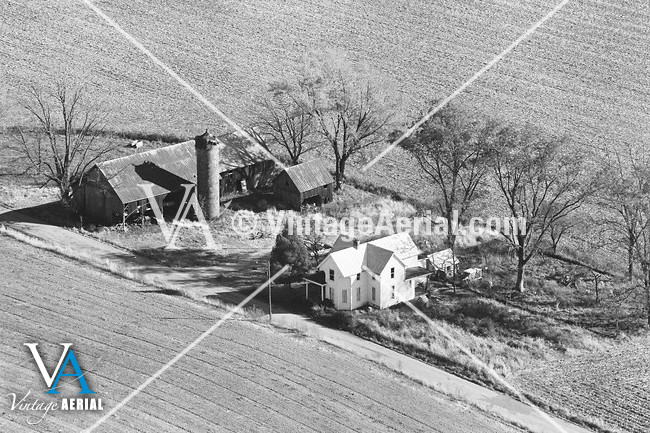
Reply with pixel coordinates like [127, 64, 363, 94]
[301, 184, 333, 203]
[273, 171, 301, 209]
[74, 167, 122, 225]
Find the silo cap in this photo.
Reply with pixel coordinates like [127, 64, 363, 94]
[195, 129, 218, 149]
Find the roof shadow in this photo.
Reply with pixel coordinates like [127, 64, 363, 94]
[134, 161, 193, 193]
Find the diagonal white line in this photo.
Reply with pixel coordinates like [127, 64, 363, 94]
[399, 297, 569, 433]
[80, 0, 286, 170]
[84, 265, 289, 433]
[362, 0, 571, 171]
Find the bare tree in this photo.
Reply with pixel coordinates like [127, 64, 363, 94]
[597, 144, 650, 324]
[600, 145, 648, 281]
[489, 125, 598, 293]
[631, 216, 650, 325]
[589, 270, 608, 304]
[616, 147, 650, 325]
[297, 53, 396, 189]
[251, 82, 319, 165]
[548, 219, 572, 254]
[17, 81, 112, 207]
[400, 103, 493, 248]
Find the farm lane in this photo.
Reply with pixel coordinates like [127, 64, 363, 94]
[0, 235, 523, 432]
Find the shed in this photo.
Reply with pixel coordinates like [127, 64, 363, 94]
[424, 248, 460, 277]
[272, 159, 334, 210]
[462, 267, 483, 281]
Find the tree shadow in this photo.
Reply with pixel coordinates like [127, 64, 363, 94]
[133, 246, 269, 292]
[137, 288, 186, 297]
[0, 201, 78, 227]
[226, 191, 287, 212]
[132, 247, 313, 315]
[134, 161, 192, 194]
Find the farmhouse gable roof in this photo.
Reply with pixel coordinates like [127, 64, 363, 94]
[322, 233, 417, 278]
[328, 247, 366, 278]
[364, 244, 399, 275]
[369, 232, 421, 263]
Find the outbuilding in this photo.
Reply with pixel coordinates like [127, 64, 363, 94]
[423, 248, 460, 278]
[272, 159, 334, 210]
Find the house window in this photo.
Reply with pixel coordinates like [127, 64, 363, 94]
[329, 269, 334, 281]
[329, 287, 333, 299]
[391, 286, 395, 299]
[356, 273, 360, 281]
[342, 290, 347, 303]
[372, 287, 376, 301]
[356, 287, 361, 301]
[390, 267, 395, 278]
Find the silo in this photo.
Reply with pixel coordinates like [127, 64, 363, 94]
[194, 130, 220, 219]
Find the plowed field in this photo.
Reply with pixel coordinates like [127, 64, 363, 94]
[2, 0, 648, 151]
[514, 338, 650, 433]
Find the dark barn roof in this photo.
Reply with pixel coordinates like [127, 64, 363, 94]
[281, 159, 334, 193]
[95, 133, 271, 204]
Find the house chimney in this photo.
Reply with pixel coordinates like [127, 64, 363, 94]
[195, 130, 220, 219]
[352, 238, 359, 249]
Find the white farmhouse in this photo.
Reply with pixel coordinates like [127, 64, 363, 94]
[305, 232, 432, 310]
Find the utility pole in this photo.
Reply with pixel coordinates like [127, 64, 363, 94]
[268, 261, 273, 322]
[452, 247, 457, 294]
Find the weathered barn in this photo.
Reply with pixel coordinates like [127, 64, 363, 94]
[73, 132, 275, 225]
[272, 159, 334, 210]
